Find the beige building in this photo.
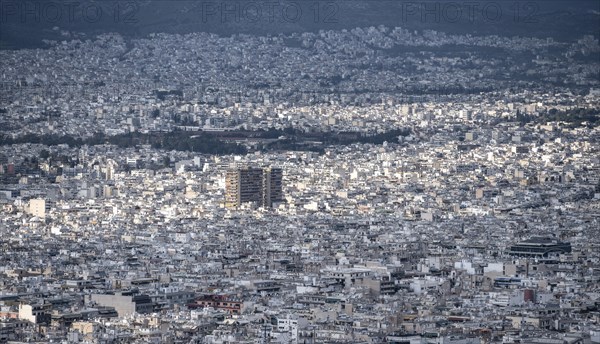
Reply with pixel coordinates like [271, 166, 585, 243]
[28, 198, 46, 218]
[18, 303, 51, 324]
[91, 293, 154, 317]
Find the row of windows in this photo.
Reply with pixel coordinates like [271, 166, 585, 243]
[199, 301, 241, 308]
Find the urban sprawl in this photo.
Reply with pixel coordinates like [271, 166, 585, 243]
[0, 26, 599, 343]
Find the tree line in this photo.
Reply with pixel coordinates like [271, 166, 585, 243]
[0, 127, 411, 155]
[516, 107, 599, 127]
[0, 131, 247, 155]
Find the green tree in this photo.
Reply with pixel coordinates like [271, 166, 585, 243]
[39, 149, 50, 160]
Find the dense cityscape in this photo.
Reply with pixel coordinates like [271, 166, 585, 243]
[1, 2, 600, 343]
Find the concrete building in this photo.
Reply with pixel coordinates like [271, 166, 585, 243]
[225, 167, 283, 208]
[225, 167, 263, 208]
[508, 237, 572, 258]
[90, 293, 154, 317]
[263, 167, 283, 208]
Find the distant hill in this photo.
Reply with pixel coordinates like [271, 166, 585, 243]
[1, 0, 598, 49]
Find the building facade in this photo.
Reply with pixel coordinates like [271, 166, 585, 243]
[225, 167, 283, 208]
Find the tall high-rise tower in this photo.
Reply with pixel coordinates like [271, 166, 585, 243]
[225, 167, 283, 208]
[262, 167, 283, 208]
